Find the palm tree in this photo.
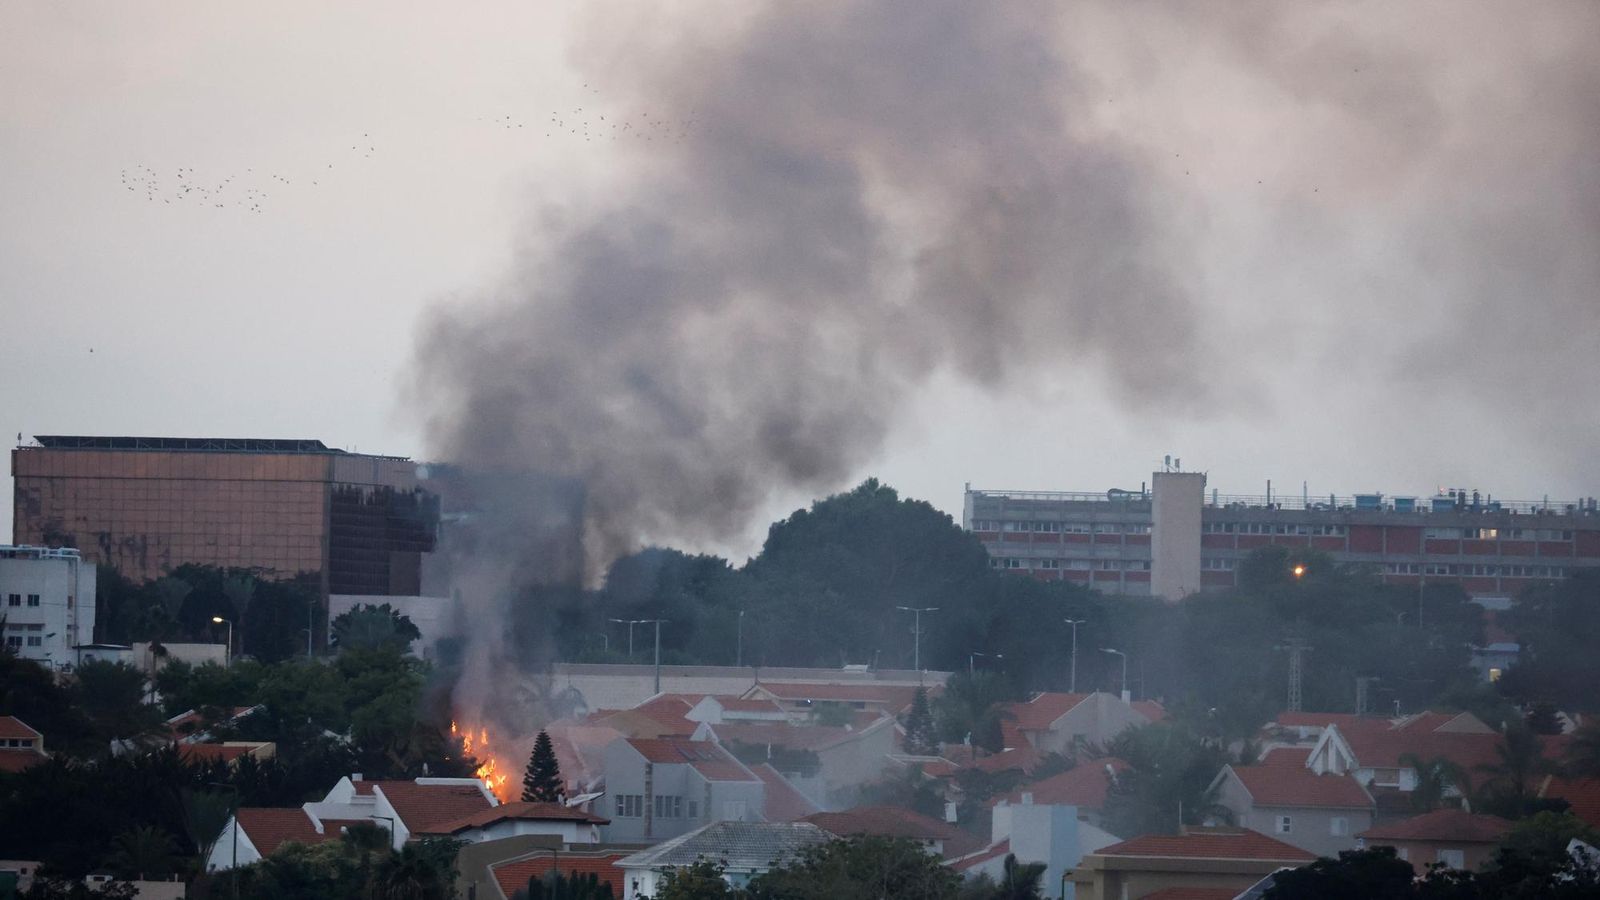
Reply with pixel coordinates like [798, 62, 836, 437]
[1398, 753, 1469, 812]
[181, 788, 235, 871]
[1566, 722, 1600, 780]
[1475, 724, 1562, 812]
[369, 844, 450, 900]
[992, 854, 1047, 899]
[105, 825, 179, 880]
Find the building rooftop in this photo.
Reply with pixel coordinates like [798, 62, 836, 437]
[623, 738, 759, 783]
[29, 435, 409, 460]
[1357, 808, 1512, 843]
[492, 849, 630, 900]
[0, 716, 42, 741]
[1226, 765, 1373, 810]
[616, 821, 832, 871]
[749, 764, 819, 823]
[418, 800, 609, 835]
[234, 808, 331, 856]
[801, 805, 961, 843]
[997, 758, 1129, 810]
[1096, 827, 1315, 862]
[370, 780, 496, 831]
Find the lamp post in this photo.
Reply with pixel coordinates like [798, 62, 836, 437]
[1101, 648, 1129, 700]
[608, 618, 647, 659]
[736, 610, 746, 668]
[211, 616, 233, 667]
[372, 815, 398, 850]
[1064, 619, 1086, 693]
[969, 650, 1002, 676]
[642, 619, 668, 694]
[894, 606, 939, 672]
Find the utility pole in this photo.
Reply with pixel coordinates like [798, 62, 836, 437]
[1064, 618, 1086, 693]
[1277, 638, 1312, 712]
[736, 609, 746, 668]
[1356, 676, 1379, 716]
[645, 619, 668, 694]
[894, 606, 939, 672]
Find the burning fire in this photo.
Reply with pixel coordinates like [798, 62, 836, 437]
[452, 720, 512, 801]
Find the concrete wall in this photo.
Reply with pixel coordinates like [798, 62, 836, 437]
[0, 548, 95, 668]
[1151, 472, 1204, 601]
[551, 664, 947, 714]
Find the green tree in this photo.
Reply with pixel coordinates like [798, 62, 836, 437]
[1525, 701, 1563, 735]
[1474, 723, 1563, 817]
[103, 826, 179, 880]
[989, 854, 1046, 900]
[650, 860, 737, 899]
[522, 730, 566, 803]
[934, 672, 1016, 754]
[902, 687, 939, 756]
[1262, 846, 1416, 899]
[519, 870, 616, 900]
[1499, 810, 1600, 861]
[369, 840, 460, 900]
[1498, 570, 1600, 710]
[1100, 724, 1232, 838]
[811, 702, 853, 728]
[330, 603, 422, 652]
[856, 765, 946, 820]
[71, 660, 161, 745]
[748, 836, 961, 900]
[181, 788, 235, 871]
[1397, 753, 1468, 813]
[1566, 722, 1600, 779]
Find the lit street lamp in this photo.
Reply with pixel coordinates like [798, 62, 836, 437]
[608, 618, 648, 658]
[212, 616, 233, 667]
[1064, 619, 1086, 693]
[969, 650, 1003, 676]
[1101, 647, 1129, 700]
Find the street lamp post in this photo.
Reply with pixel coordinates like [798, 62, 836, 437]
[211, 616, 233, 667]
[894, 606, 939, 672]
[372, 815, 398, 850]
[643, 619, 668, 694]
[1064, 619, 1086, 693]
[608, 618, 647, 658]
[1101, 648, 1129, 700]
[736, 610, 746, 668]
[969, 650, 1002, 676]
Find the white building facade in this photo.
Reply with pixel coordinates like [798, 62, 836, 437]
[0, 546, 96, 669]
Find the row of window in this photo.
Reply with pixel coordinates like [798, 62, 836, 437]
[974, 521, 1152, 535]
[5, 624, 45, 632]
[0, 738, 35, 749]
[1277, 814, 1349, 837]
[1385, 563, 1569, 578]
[1202, 559, 1238, 571]
[5, 594, 42, 607]
[614, 794, 701, 819]
[4, 636, 43, 648]
[1203, 523, 1349, 536]
[991, 558, 1152, 572]
[1425, 527, 1574, 541]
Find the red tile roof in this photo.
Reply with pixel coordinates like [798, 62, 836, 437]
[949, 838, 1010, 872]
[998, 759, 1128, 810]
[353, 780, 376, 795]
[714, 697, 786, 714]
[802, 805, 961, 843]
[1343, 729, 1504, 772]
[625, 739, 759, 782]
[1097, 828, 1315, 862]
[491, 850, 629, 900]
[1258, 747, 1313, 768]
[1227, 766, 1373, 809]
[1275, 711, 1377, 731]
[0, 750, 47, 773]
[1540, 776, 1600, 830]
[1357, 808, 1512, 843]
[1007, 693, 1092, 731]
[932, 743, 1040, 777]
[372, 781, 495, 831]
[1132, 700, 1169, 723]
[0, 716, 41, 740]
[710, 722, 876, 753]
[418, 800, 609, 835]
[236, 808, 332, 856]
[751, 764, 819, 823]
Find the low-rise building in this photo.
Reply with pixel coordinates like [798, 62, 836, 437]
[800, 806, 971, 858]
[991, 758, 1129, 830]
[695, 716, 897, 806]
[1210, 764, 1374, 857]
[614, 821, 832, 900]
[0, 545, 95, 670]
[1067, 827, 1315, 900]
[416, 801, 608, 845]
[1356, 808, 1512, 874]
[0, 717, 48, 774]
[600, 737, 765, 843]
[999, 692, 1154, 755]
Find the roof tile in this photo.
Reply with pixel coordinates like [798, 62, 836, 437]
[1229, 766, 1373, 809]
[0, 716, 42, 740]
[236, 808, 332, 856]
[1097, 828, 1315, 862]
[419, 800, 608, 835]
[492, 850, 630, 898]
[1357, 808, 1512, 843]
[372, 781, 494, 831]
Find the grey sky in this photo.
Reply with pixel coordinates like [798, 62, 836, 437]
[4, 2, 1596, 564]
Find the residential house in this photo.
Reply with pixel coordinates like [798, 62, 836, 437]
[992, 758, 1128, 832]
[999, 692, 1154, 756]
[587, 695, 698, 739]
[614, 821, 832, 900]
[1210, 764, 1374, 857]
[685, 695, 788, 726]
[952, 802, 1120, 895]
[208, 775, 496, 869]
[695, 716, 897, 806]
[1537, 775, 1600, 831]
[416, 801, 609, 844]
[601, 737, 764, 843]
[1356, 808, 1513, 874]
[0, 717, 47, 774]
[801, 806, 973, 858]
[486, 844, 633, 900]
[544, 722, 626, 796]
[1067, 827, 1314, 900]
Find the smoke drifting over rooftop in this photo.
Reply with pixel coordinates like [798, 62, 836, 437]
[411, 0, 1600, 576]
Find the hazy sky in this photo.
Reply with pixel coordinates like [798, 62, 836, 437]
[4, 2, 1596, 563]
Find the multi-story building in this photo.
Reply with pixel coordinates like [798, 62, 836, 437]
[12, 436, 439, 644]
[965, 472, 1600, 602]
[0, 545, 96, 669]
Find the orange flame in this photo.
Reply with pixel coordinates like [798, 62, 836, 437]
[452, 718, 512, 801]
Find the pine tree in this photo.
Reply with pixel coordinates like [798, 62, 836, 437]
[902, 687, 939, 756]
[523, 729, 566, 803]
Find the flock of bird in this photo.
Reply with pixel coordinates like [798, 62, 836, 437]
[118, 133, 376, 213]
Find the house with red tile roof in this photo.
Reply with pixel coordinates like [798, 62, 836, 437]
[544, 722, 625, 795]
[1357, 808, 1513, 875]
[1067, 827, 1314, 900]
[1538, 775, 1600, 831]
[748, 763, 819, 822]
[695, 716, 897, 805]
[685, 695, 788, 725]
[601, 737, 765, 844]
[207, 775, 497, 871]
[991, 758, 1129, 829]
[1211, 764, 1374, 857]
[997, 691, 1154, 756]
[416, 800, 608, 844]
[488, 847, 632, 900]
[586, 695, 698, 739]
[0, 716, 47, 773]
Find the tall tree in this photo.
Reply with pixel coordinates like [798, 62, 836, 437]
[748, 836, 962, 900]
[902, 687, 939, 756]
[1397, 753, 1468, 813]
[990, 854, 1047, 900]
[1474, 723, 1562, 816]
[103, 826, 179, 880]
[934, 672, 1017, 754]
[522, 730, 565, 803]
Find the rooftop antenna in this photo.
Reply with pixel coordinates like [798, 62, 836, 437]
[1275, 638, 1312, 712]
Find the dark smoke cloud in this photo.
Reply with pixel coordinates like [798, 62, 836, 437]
[412, 0, 1212, 572]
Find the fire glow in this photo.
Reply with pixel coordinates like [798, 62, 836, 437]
[452, 720, 512, 802]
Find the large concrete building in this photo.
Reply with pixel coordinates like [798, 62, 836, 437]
[0, 544, 96, 669]
[11, 436, 439, 602]
[965, 471, 1600, 602]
